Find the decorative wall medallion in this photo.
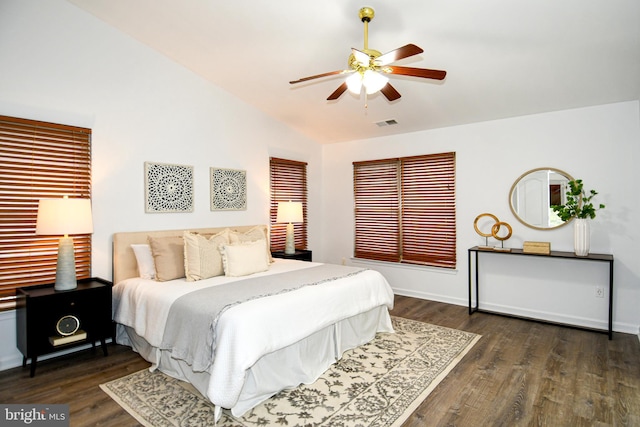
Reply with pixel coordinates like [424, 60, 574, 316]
[145, 162, 194, 213]
[210, 168, 247, 211]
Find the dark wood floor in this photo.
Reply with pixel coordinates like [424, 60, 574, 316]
[1, 296, 638, 426]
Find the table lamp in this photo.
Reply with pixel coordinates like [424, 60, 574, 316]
[36, 196, 93, 291]
[276, 201, 303, 255]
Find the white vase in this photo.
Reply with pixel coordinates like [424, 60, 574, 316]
[574, 218, 590, 256]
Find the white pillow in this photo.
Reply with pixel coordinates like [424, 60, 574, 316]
[183, 230, 229, 281]
[131, 244, 156, 280]
[220, 239, 269, 277]
[229, 226, 273, 263]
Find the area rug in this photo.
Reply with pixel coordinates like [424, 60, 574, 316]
[100, 317, 480, 427]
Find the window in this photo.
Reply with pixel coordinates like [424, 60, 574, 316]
[269, 157, 308, 251]
[353, 152, 456, 268]
[0, 115, 92, 303]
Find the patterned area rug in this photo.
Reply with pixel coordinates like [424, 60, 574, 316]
[101, 317, 480, 427]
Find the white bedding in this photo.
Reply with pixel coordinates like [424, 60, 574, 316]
[113, 259, 395, 415]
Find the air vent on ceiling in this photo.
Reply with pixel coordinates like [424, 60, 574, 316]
[375, 119, 398, 127]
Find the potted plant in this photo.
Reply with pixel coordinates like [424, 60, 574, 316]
[551, 179, 605, 256]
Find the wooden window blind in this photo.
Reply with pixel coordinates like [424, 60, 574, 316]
[269, 158, 308, 251]
[353, 152, 456, 268]
[353, 159, 401, 262]
[0, 115, 92, 299]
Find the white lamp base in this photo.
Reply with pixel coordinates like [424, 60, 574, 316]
[55, 236, 77, 291]
[284, 222, 296, 255]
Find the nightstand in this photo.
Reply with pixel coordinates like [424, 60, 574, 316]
[16, 277, 112, 377]
[271, 249, 312, 262]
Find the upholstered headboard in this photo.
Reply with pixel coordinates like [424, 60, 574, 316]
[112, 225, 263, 284]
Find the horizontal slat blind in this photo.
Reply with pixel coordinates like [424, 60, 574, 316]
[0, 115, 92, 296]
[401, 153, 456, 268]
[353, 159, 400, 262]
[353, 152, 456, 269]
[269, 158, 308, 251]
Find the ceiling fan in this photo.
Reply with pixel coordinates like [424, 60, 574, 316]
[289, 6, 447, 102]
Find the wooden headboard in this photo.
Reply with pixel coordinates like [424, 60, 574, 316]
[112, 225, 263, 284]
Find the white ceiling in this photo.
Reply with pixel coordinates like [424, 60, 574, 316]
[67, 0, 640, 144]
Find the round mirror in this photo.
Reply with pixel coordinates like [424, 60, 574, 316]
[509, 168, 574, 230]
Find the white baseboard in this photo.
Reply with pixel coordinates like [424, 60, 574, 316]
[392, 287, 467, 308]
[392, 287, 639, 336]
[1, 341, 112, 372]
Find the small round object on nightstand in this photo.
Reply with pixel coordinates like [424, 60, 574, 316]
[56, 315, 80, 336]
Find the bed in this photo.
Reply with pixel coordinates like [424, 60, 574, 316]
[111, 225, 395, 420]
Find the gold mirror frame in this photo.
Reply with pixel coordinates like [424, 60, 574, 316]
[509, 167, 574, 230]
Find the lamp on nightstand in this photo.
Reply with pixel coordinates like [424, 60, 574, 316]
[276, 201, 303, 255]
[36, 196, 93, 291]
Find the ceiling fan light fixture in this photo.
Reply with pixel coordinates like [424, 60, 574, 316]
[346, 72, 363, 94]
[289, 7, 447, 102]
[363, 70, 388, 94]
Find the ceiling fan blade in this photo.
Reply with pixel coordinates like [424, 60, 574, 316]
[385, 66, 447, 80]
[289, 70, 347, 84]
[351, 48, 371, 66]
[375, 44, 424, 66]
[327, 82, 348, 100]
[380, 83, 401, 101]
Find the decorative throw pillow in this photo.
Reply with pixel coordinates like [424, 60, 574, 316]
[147, 235, 185, 281]
[220, 239, 270, 277]
[229, 226, 273, 262]
[131, 244, 156, 280]
[183, 230, 229, 281]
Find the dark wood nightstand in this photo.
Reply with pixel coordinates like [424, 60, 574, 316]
[16, 277, 112, 377]
[271, 249, 312, 262]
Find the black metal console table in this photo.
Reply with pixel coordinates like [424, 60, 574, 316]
[468, 246, 614, 339]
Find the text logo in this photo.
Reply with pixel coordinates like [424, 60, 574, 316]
[1, 405, 69, 426]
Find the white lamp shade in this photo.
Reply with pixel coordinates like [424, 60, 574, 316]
[346, 72, 363, 95]
[276, 201, 303, 224]
[36, 197, 93, 236]
[363, 70, 389, 94]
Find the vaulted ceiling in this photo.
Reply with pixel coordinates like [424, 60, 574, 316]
[67, 0, 640, 144]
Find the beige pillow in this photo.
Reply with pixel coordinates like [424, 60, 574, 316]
[229, 226, 273, 262]
[147, 235, 185, 281]
[220, 239, 270, 277]
[183, 230, 229, 281]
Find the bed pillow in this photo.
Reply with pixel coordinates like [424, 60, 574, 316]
[220, 239, 270, 277]
[131, 244, 156, 280]
[229, 225, 273, 263]
[147, 235, 185, 281]
[183, 230, 229, 281]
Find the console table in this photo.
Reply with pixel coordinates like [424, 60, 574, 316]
[468, 246, 614, 339]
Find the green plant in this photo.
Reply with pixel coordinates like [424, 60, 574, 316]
[551, 179, 605, 221]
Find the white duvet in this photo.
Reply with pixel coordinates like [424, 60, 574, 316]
[112, 259, 395, 412]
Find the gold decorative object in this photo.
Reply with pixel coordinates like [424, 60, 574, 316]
[492, 222, 512, 241]
[473, 213, 498, 237]
[523, 241, 551, 255]
[473, 213, 512, 251]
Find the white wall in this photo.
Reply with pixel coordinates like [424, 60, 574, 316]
[321, 101, 640, 335]
[0, 0, 322, 370]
